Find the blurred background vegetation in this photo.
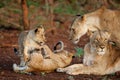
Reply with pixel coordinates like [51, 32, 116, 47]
[0, 0, 120, 30]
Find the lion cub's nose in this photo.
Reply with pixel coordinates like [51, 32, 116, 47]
[100, 46, 105, 49]
[69, 37, 72, 40]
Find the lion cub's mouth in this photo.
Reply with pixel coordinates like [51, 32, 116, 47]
[35, 41, 45, 46]
[97, 51, 105, 55]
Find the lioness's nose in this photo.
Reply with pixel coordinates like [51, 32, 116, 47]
[44, 39, 47, 42]
[100, 46, 105, 49]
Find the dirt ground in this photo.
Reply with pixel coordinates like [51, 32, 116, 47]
[0, 27, 120, 80]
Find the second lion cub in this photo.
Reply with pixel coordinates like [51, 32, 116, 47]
[15, 25, 47, 66]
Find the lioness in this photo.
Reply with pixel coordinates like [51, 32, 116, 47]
[15, 25, 47, 66]
[83, 30, 110, 66]
[57, 30, 120, 75]
[69, 6, 120, 47]
[13, 43, 73, 73]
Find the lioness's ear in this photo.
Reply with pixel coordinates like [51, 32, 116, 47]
[87, 30, 95, 37]
[76, 14, 81, 17]
[76, 15, 85, 22]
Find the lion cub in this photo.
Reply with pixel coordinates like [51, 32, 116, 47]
[14, 25, 49, 66]
[13, 42, 73, 73]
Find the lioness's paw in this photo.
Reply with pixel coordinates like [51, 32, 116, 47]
[66, 71, 73, 75]
[66, 71, 79, 75]
[56, 68, 64, 72]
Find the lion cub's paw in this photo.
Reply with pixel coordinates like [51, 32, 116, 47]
[13, 63, 19, 72]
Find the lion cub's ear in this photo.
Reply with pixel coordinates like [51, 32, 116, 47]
[104, 31, 111, 39]
[87, 30, 95, 38]
[35, 28, 38, 33]
[38, 25, 44, 29]
[35, 25, 45, 33]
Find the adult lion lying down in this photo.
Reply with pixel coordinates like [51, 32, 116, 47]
[13, 42, 73, 73]
[57, 30, 120, 75]
[69, 6, 120, 48]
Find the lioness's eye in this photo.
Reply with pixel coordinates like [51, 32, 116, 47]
[72, 28, 75, 31]
[71, 28, 75, 32]
[94, 39, 98, 42]
[72, 29, 76, 34]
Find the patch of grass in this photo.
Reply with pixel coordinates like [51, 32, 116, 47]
[0, 3, 5, 8]
[0, 0, 11, 8]
[27, 0, 39, 7]
[11, 8, 22, 14]
[54, 1, 86, 15]
[74, 47, 84, 57]
[54, 4, 78, 15]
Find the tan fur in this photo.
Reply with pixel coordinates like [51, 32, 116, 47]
[83, 31, 110, 66]
[57, 30, 120, 75]
[69, 6, 120, 47]
[17, 25, 47, 66]
[13, 45, 73, 73]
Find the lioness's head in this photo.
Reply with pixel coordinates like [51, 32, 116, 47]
[90, 30, 111, 55]
[29, 25, 46, 45]
[69, 15, 88, 44]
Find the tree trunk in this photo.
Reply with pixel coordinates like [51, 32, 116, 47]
[21, 0, 29, 30]
[49, 0, 54, 27]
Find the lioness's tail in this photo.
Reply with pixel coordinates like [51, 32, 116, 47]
[54, 41, 64, 53]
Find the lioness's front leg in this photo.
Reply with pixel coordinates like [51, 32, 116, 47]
[57, 64, 82, 74]
[57, 64, 104, 75]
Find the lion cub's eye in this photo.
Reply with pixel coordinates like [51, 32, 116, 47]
[104, 39, 108, 42]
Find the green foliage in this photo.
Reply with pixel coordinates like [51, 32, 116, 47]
[54, 0, 86, 15]
[26, 0, 39, 7]
[54, 3, 78, 15]
[0, 3, 5, 8]
[74, 47, 84, 57]
[0, 0, 11, 8]
[11, 8, 22, 14]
